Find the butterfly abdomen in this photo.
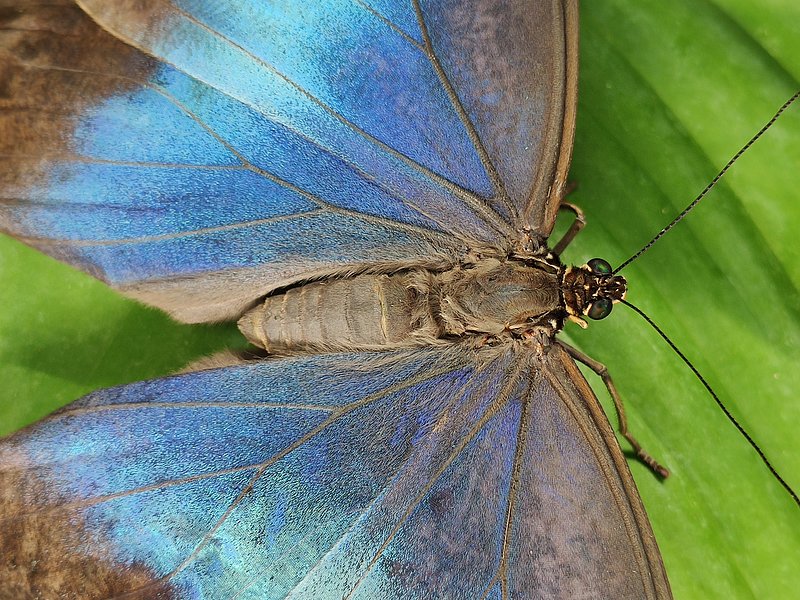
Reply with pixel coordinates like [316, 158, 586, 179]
[238, 258, 566, 354]
[237, 272, 442, 353]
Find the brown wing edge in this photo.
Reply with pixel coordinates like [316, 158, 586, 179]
[543, 343, 673, 599]
[523, 0, 579, 238]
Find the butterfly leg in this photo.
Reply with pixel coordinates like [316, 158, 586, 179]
[552, 201, 586, 256]
[556, 340, 670, 479]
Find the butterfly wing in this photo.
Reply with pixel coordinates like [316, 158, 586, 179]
[1, 1, 669, 597]
[77, 0, 578, 235]
[0, 0, 575, 322]
[531, 344, 671, 599]
[0, 343, 669, 599]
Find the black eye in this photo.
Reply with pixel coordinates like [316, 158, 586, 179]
[588, 258, 612, 275]
[588, 298, 613, 320]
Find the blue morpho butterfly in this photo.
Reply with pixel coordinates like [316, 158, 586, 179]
[0, 1, 797, 599]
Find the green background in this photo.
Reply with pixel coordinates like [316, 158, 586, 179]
[1, 1, 798, 598]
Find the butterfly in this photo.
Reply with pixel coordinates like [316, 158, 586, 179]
[0, 0, 796, 596]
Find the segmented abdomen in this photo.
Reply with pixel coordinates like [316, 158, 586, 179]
[237, 273, 434, 353]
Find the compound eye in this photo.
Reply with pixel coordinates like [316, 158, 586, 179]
[588, 297, 613, 320]
[588, 258, 613, 275]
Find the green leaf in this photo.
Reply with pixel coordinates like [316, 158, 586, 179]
[0, 1, 797, 598]
[562, 1, 800, 598]
[0, 234, 246, 433]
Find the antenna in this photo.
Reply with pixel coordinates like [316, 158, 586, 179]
[611, 94, 800, 505]
[614, 91, 800, 274]
[621, 299, 800, 507]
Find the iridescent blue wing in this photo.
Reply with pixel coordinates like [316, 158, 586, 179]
[0, 1, 576, 322]
[0, 344, 668, 599]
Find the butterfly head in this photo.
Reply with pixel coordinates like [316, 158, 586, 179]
[563, 258, 627, 327]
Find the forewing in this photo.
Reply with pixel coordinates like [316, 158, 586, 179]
[1, 1, 576, 322]
[78, 0, 578, 232]
[0, 2, 458, 323]
[416, 0, 579, 234]
[0, 343, 669, 599]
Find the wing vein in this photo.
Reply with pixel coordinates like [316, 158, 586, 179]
[108, 359, 464, 599]
[167, 4, 512, 239]
[344, 350, 527, 598]
[6, 210, 324, 247]
[53, 400, 339, 417]
[1, 465, 260, 522]
[411, 0, 518, 224]
[353, 0, 425, 51]
[481, 355, 534, 599]
[0, 156, 250, 170]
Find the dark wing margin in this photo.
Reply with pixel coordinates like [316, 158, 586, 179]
[535, 0, 579, 236]
[521, 343, 673, 599]
[0, 342, 670, 599]
[416, 0, 579, 238]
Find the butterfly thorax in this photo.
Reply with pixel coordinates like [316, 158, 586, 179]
[434, 257, 562, 338]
